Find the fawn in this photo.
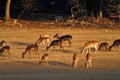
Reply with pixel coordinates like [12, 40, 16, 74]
[72, 53, 79, 68]
[39, 54, 49, 66]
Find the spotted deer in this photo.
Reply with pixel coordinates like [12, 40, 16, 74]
[81, 41, 98, 56]
[0, 46, 10, 57]
[36, 33, 50, 47]
[46, 39, 63, 52]
[99, 42, 108, 51]
[39, 54, 49, 65]
[22, 43, 39, 58]
[72, 53, 79, 68]
[53, 34, 72, 46]
[109, 39, 120, 51]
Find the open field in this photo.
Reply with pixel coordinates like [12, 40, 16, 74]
[0, 27, 120, 80]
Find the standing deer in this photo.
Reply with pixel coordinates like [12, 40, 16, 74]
[99, 42, 108, 51]
[72, 53, 79, 68]
[36, 33, 50, 47]
[22, 43, 39, 58]
[39, 53, 49, 66]
[85, 53, 93, 68]
[0, 46, 10, 57]
[46, 39, 63, 52]
[81, 41, 98, 56]
[53, 34, 72, 46]
[109, 39, 120, 51]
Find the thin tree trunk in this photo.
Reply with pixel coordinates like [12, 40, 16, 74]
[99, 0, 103, 18]
[5, 0, 11, 20]
[118, 4, 120, 18]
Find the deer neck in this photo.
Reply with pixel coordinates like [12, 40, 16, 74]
[56, 35, 60, 39]
[81, 47, 88, 54]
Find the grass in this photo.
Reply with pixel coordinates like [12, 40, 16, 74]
[0, 27, 120, 80]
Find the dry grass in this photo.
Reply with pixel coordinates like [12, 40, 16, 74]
[0, 27, 120, 80]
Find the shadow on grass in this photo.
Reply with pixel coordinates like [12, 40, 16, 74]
[10, 41, 31, 46]
[62, 49, 75, 54]
[15, 60, 38, 65]
[52, 49, 75, 54]
[49, 61, 70, 67]
[14, 60, 70, 67]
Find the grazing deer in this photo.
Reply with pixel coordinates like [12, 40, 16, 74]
[109, 39, 120, 51]
[0, 46, 10, 57]
[81, 41, 98, 56]
[0, 40, 6, 48]
[46, 39, 63, 52]
[22, 43, 39, 58]
[36, 33, 50, 47]
[99, 42, 108, 51]
[72, 53, 79, 68]
[53, 34, 72, 46]
[85, 53, 93, 68]
[39, 54, 49, 65]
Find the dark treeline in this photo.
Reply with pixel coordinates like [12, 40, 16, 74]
[0, 0, 120, 20]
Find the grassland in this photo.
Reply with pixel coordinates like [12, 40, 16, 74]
[0, 27, 120, 80]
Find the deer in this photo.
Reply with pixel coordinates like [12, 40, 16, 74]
[39, 53, 49, 66]
[53, 34, 72, 46]
[72, 53, 79, 68]
[36, 33, 50, 47]
[98, 42, 108, 51]
[0, 46, 10, 57]
[46, 39, 63, 52]
[22, 43, 39, 58]
[81, 41, 98, 56]
[85, 53, 93, 68]
[0, 40, 6, 48]
[109, 39, 120, 51]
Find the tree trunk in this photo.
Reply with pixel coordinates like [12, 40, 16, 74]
[5, 0, 11, 20]
[99, 0, 103, 18]
[118, 4, 120, 18]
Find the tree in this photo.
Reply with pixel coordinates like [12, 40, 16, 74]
[105, 0, 120, 19]
[99, 0, 103, 18]
[5, 0, 11, 20]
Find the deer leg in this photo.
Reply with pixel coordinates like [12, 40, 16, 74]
[60, 44, 64, 51]
[41, 41, 44, 47]
[8, 50, 11, 57]
[29, 50, 31, 58]
[0, 52, 4, 56]
[41, 40, 44, 47]
[94, 46, 98, 54]
[105, 46, 108, 50]
[88, 48, 91, 53]
[22, 51, 27, 58]
[53, 46, 55, 53]
[68, 40, 71, 47]
[94, 48, 97, 54]
[45, 60, 48, 66]
[46, 60, 49, 64]
[98, 46, 101, 51]
[36, 49, 40, 57]
[22, 53, 24, 58]
[86, 48, 89, 54]
[39, 40, 43, 47]
[116, 44, 119, 51]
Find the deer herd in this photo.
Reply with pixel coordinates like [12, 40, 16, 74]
[0, 33, 120, 69]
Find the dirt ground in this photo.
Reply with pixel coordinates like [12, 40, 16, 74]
[0, 21, 120, 80]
